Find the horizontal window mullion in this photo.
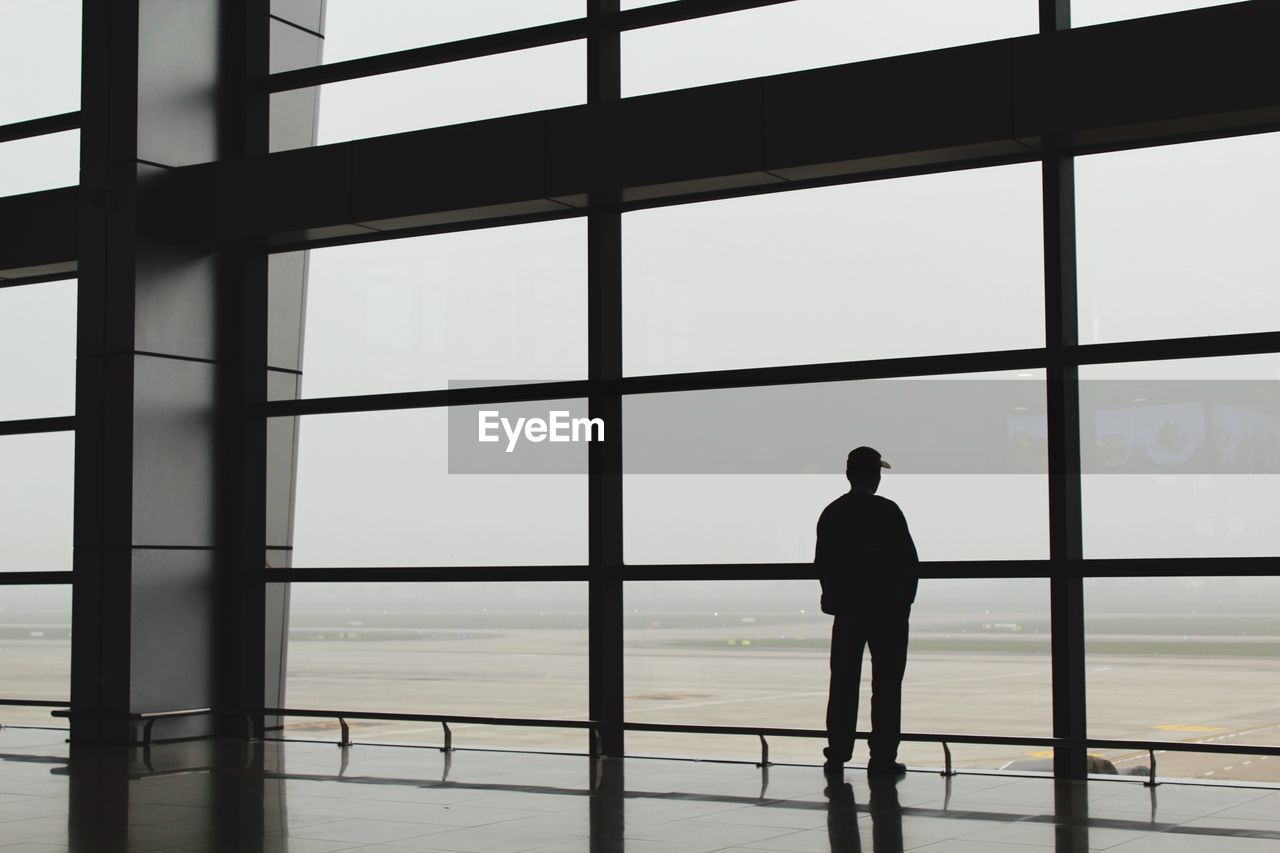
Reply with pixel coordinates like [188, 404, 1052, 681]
[0, 112, 79, 145]
[0, 416, 75, 436]
[265, 1, 802, 94]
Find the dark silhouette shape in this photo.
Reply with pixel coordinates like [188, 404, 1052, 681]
[817, 447, 919, 775]
[824, 775, 907, 852]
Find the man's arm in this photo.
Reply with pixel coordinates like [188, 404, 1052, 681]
[895, 506, 920, 602]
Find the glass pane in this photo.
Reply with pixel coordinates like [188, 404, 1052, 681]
[0, 585, 71, 722]
[623, 163, 1043, 376]
[273, 41, 586, 150]
[0, 131, 79, 198]
[318, 0, 582, 64]
[281, 219, 587, 399]
[0, 432, 74, 572]
[1086, 577, 1280, 783]
[622, 0, 1036, 97]
[282, 581, 586, 750]
[625, 579, 1051, 767]
[0, 281, 76, 421]
[1077, 132, 1280, 344]
[285, 406, 589, 567]
[0, 0, 80, 125]
[1080, 354, 1280, 559]
[624, 372, 1049, 564]
[1072, 0, 1242, 27]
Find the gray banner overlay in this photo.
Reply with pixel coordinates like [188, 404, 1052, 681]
[447, 380, 1280, 475]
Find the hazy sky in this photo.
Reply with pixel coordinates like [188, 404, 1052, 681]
[2, 0, 1277, 588]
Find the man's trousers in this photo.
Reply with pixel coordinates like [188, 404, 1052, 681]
[824, 605, 910, 765]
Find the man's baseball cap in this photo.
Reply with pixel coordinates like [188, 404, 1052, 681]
[847, 446, 891, 474]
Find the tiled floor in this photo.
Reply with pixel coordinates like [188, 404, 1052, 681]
[0, 728, 1278, 851]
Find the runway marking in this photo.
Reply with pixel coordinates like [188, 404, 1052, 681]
[1154, 724, 1225, 732]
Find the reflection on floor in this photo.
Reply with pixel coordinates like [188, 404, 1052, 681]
[0, 728, 1279, 851]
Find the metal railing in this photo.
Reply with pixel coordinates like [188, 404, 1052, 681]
[262, 706, 1280, 787]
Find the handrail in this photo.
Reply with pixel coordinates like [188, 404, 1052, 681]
[264, 707, 1280, 785]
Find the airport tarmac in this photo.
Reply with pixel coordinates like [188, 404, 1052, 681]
[3, 620, 1277, 785]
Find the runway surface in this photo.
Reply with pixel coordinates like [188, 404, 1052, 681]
[3, 614, 1277, 784]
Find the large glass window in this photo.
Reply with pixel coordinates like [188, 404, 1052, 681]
[1080, 354, 1280, 559]
[624, 371, 1049, 564]
[0, 0, 80, 125]
[274, 220, 587, 400]
[282, 405, 589, 567]
[0, 585, 71, 724]
[0, 432, 74, 573]
[1072, 0, 1243, 28]
[282, 581, 587, 750]
[0, 281, 76, 421]
[621, 0, 1036, 97]
[1086, 577, 1280, 783]
[625, 579, 1051, 767]
[1077, 132, 1280, 345]
[271, 41, 586, 150]
[317, 0, 582, 64]
[0, 131, 79, 198]
[623, 163, 1043, 376]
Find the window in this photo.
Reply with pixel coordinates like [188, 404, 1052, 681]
[271, 42, 586, 150]
[0, 281, 76, 420]
[625, 579, 1051, 767]
[0, 433, 74, 573]
[1077, 132, 1280, 345]
[622, 0, 1036, 97]
[0, 0, 80, 125]
[623, 164, 1043, 376]
[0, 131, 79, 198]
[273, 220, 587, 400]
[0, 585, 71, 723]
[282, 407, 589, 567]
[1086, 576, 1280, 783]
[282, 581, 587, 750]
[1080, 354, 1280, 559]
[624, 372, 1049, 564]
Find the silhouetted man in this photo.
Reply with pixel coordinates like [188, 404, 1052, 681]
[817, 446, 919, 776]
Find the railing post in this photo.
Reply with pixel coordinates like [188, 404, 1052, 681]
[756, 735, 771, 768]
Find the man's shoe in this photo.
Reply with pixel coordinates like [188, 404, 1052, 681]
[823, 760, 845, 776]
[866, 760, 907, 776]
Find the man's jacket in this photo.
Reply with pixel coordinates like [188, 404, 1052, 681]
[815, 491, 919, 616]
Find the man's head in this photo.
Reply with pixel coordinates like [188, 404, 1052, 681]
[846, 446, 890, 493]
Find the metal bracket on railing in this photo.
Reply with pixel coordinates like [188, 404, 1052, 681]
[941, 742, 957, 777]
[1144, 748, 1159, 788]
[440, 721, 453, 753]
[756, 734, 772, 768]
[337, 717, 351, 748]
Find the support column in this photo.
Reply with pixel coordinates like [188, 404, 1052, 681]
[1043, 154, 1087, 781]
[587, 0, 624, 757]
[72, 0, 271, 744]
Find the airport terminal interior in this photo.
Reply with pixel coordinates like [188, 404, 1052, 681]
[2, 1, 1280, 850]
